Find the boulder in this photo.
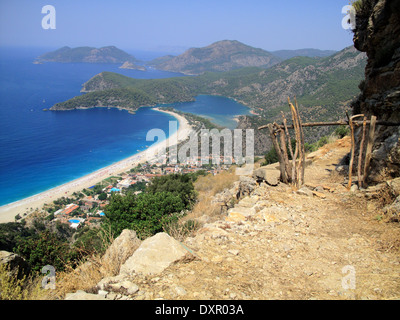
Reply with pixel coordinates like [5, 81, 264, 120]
[97, 274, 127, 291]
[109, 280, 139, 295]
[387, 177, 400, 197]
[65, 290, 107, 300]
[189, 225, 230, 245]
[225, 206, 256, 222]
[119, 233, 194, 276]
[237, 176, 257, 199]
[212, 188, 236, 213]
[101, 229, 141, 274]
[0, 251, 30, 279]
[254, 206, 286, 224]
[237, 196, 259, 208]
[383, 195, 400, 221]
[296, 187, 313, 197]
[253, 166, 280, 186]
[312, 191, 327, 199]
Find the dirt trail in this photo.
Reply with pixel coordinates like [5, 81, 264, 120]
[128, 137, 400, 300]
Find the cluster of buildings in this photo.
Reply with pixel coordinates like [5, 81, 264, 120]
[53, 197, 107, 229]
[51, 157, 233, 229]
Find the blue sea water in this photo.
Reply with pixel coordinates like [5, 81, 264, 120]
[0, 47, 250, 207]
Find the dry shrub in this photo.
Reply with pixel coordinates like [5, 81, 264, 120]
[195, 166, 239, 195]
[0, 264, 46, 300]
[186, 167, 239, 222]
[46, 228, 119, 299]
[163, 219, 201, 242]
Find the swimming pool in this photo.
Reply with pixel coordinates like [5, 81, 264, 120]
[69, 219, 80, 224]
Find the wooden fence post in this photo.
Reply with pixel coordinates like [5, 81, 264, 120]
[348, 114, 364, 190]
[357, 116, 367, 188]
[267, 123, 288, 183]
[363, 115, 377, 186]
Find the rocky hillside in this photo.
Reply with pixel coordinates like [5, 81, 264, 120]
[271, 48, 337, 60]
[351, 0, 400, 182]
[46, 137, 399, 300]
[2, 137, 399, 300]
[207, 46, 366, 121]
[148, 40, 281, 75]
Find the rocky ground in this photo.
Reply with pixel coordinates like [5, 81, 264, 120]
[65, 137, 400, 300]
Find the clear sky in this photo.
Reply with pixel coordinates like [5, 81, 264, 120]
[0, 0, 354, 53]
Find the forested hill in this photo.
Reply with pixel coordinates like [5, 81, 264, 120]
[35, 46, 138, 64]
[51, 46, 366, 122]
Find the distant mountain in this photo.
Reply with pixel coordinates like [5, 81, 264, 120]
[51, 45, 366, 153]
[271, 48, 337, 60]
[53, 46, 366, 121]
[35, 46, 138, 64]
[148, 40, 282, 75]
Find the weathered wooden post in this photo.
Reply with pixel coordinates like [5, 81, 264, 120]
[266, 123, 288, 183]
[347, 114, 364, 190]
[288, 97, 305, 188]
[357, 116, 367, 188]
[362, 115, 377, 186]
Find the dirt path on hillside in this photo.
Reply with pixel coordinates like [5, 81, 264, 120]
[127, 137, 400, 300]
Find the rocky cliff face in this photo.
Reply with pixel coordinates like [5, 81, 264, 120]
[352, 0, 400, 181]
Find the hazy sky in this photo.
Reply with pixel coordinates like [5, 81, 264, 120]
[0, 0, 354, 53]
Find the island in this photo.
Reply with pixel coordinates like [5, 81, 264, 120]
[35, 45, 144, 70]
[119, 61, 146, 71]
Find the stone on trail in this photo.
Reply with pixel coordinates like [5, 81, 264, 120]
[225, 206, 256, 222]
[65, 290, 107, 300]
[119, 232, 194, 276]
[253, 166, 280, 186]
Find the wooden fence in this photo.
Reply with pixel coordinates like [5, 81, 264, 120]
[258, 97, 400, 189]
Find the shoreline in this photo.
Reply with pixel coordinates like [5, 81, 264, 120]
[0, 108, 193, 224]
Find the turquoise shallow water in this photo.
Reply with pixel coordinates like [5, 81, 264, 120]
[0, 47, 250, 207]
[160, 95, 251, 130]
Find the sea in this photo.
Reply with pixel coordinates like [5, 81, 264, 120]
[0, 47, 251, 207]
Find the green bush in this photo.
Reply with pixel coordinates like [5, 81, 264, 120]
[73, 228, 106, 255]
[146, 174, 196, 209]
[102, 192, 186, 239]
[262, 148, 279, 166]
[98, 192, 108, 201]
[14, 231, 80, 273]
[334, 125, 350, 138]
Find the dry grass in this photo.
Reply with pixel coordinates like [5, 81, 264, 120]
[0, 228, 121, 300]
[163, 219, 201, 242]
[195, 166, 239, 195]
[48, 229, 119, 299]
[184, 167, 239, 223]
[0, 264, 47, 300]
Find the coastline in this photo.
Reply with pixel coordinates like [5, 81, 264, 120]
[0, 108, 193, 224]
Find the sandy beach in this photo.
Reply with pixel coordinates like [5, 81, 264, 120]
[0, 108, 193, 224]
